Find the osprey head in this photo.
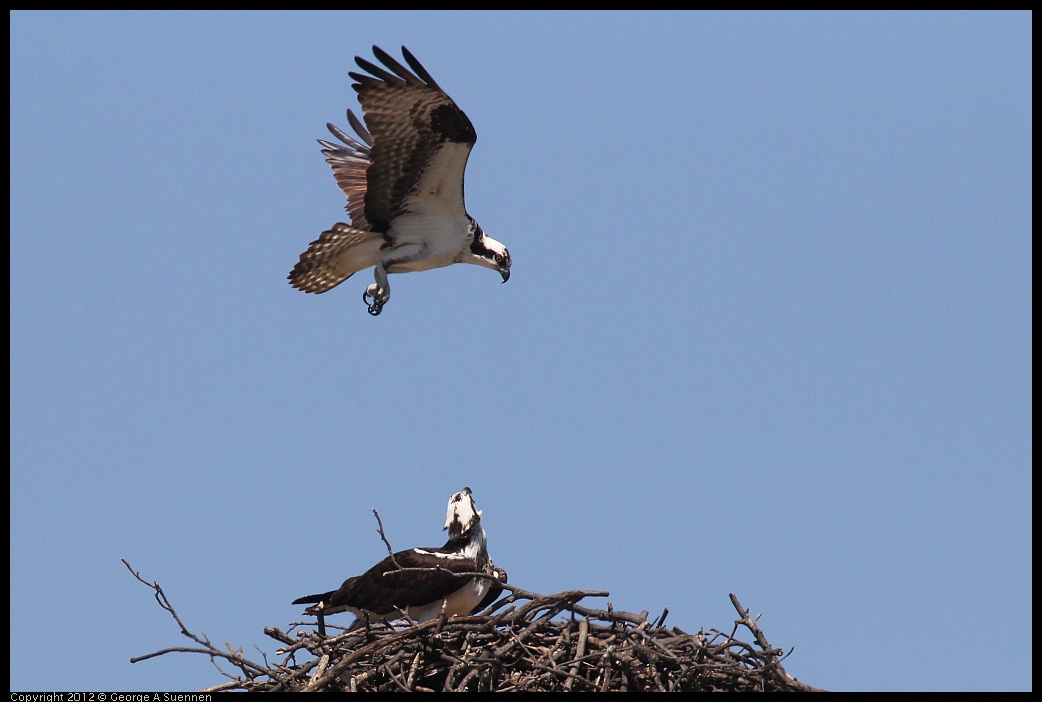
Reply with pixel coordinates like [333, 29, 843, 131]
[444, 487, 482, 539]
[467, 222, 511, 283]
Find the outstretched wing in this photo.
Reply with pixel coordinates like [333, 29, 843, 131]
[288, 223, 383, 294]
[317, 111, 373, 231]
[349, 46, 477, 231]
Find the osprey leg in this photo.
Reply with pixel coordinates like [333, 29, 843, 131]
[363, 264, 390, 316]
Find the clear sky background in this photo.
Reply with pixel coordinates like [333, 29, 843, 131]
[10, 11, 1031, 693]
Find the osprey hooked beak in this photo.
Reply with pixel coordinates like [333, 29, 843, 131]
[496, 250, 511, 283]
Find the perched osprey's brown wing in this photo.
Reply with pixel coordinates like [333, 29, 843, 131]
[349, 45, 477, 231]
[315, 547, 480, 617]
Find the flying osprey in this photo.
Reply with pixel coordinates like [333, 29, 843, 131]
[288, 46, 511, 316]
[292, 488, 506, 629]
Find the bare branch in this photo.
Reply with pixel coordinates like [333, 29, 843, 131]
[372, 508, 403, 570]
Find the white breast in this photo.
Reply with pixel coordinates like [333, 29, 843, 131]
[404, 577, 490, 622]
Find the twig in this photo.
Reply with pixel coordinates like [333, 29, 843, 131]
[373, 508, 402, 570]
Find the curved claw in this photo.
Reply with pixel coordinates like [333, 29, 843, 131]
[363, 287, 386, 316]
[362, 289, 381, 316]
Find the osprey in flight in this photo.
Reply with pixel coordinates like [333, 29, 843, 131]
[292, 487, 506, 629]
[288, 46, 511, 316]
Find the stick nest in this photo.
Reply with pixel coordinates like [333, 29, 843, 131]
[124, 559, 824, 692]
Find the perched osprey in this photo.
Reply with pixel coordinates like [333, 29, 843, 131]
[288, 46, 511, 316]
[292, 488, 506, 629]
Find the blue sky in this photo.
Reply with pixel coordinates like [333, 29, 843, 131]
[9, 11, 1031, 692]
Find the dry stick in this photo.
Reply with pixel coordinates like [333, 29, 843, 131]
[563, 617, 589, 691]
[121, 559, 269, 680]
[406, 651, 422, 689]
[729, 593, 781, 656]
[198, 680, 245, 693]
[304, 653, 330, 692]
[727, 593, 824, 691]
[263, 626, 296, 646]
[307, 615, 450, 689]
[454, 668, 481, 692]
[372, 508, 403, 570]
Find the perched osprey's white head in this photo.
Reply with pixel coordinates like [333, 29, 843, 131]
[444, 487, 482, 539]
[292, 485, 503, 625]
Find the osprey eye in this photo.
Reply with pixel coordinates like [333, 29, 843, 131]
[494, 253, 504, 264]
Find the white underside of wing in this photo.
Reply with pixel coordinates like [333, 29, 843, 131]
[376, 142, 474, 273]
[406, 142, 471, 219]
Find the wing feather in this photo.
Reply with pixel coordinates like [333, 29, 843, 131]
[322, 548, 478, 616]
[288, 223, 383, 294]
[346, 109, 373, 147]
[319, 116, 372, 230]
[349, 45, 477, 231]
[399, 46, 442, 90]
